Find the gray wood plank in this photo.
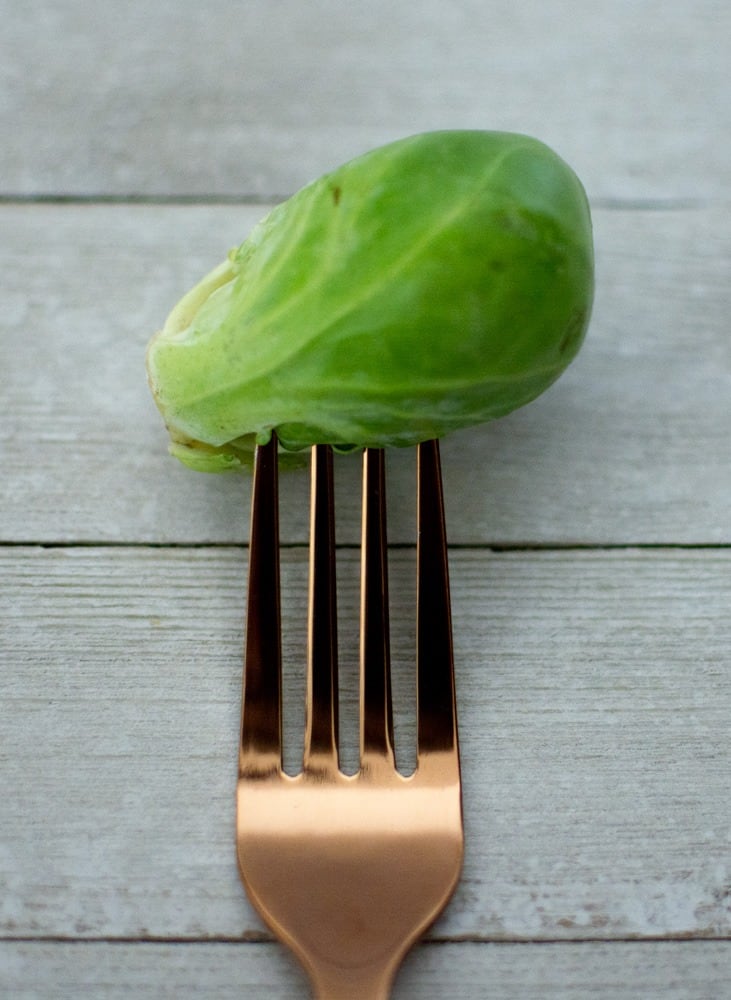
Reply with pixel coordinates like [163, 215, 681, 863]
[1, 940, 728, 999]
[2, 0, 729, 201]
[2, 547, 729, 941]
[1, 203, 729, 545]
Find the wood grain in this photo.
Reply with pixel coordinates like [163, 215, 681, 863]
[1, 2, 728, 992]
[2, 547, 728, 941]
[1, 203, 729, 546]
[1, 940, 728, 999]
[2, 0, 729, 202]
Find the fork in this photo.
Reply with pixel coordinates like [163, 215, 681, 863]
[236, 434, 464, 999]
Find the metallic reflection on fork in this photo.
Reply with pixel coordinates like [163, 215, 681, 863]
[236, 434, 463, 1000]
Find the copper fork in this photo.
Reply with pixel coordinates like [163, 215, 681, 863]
[236, 435, 463, 999]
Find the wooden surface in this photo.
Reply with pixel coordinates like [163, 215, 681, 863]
[1, 1, 729, 997]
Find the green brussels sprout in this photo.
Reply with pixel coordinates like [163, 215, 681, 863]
[146, 130, 593, 471]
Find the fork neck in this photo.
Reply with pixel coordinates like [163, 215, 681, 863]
[309, 964, 394, 1000]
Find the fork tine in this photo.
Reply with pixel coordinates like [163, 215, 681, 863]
[416, 439, 458, 758]
[239, 433, 282, 776]
[360, 447, 396, 768]
[303, 444, 339, 772]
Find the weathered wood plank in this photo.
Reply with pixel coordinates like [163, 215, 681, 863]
[2, 3, 727, 992]
[2, 0, 728, 201]
[1, 203, 729, 545]
[1, 940, 729, 999]
[1, 547, 729, 941]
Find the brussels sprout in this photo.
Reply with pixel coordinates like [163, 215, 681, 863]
[146, 130, 593, 471]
